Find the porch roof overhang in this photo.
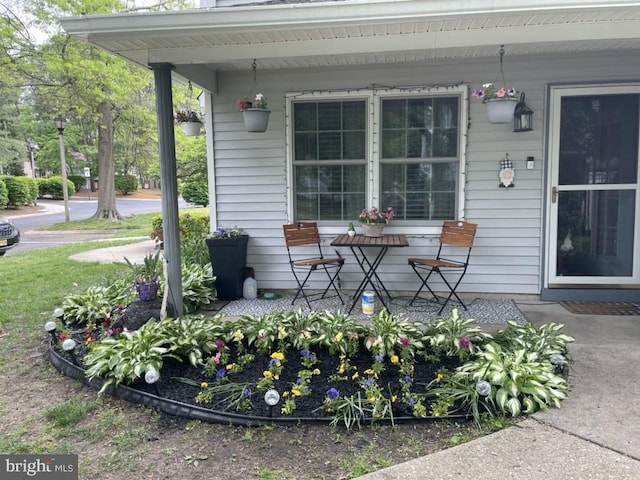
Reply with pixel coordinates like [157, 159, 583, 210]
[60, 0, 640, 91]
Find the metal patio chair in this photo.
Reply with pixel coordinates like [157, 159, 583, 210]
[283, 222, 345, 308]
[408, 220, 478, 314]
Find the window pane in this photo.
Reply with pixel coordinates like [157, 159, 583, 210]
[557, 190, 635, 276]
[293, 99, 367, 221]
[381, 161, 458, 221]
[295, 132, 317, 161]
[559, 95, 638, 185]
[318, 102, 342, 130]
[318, 132, 342, 160]
[294, 103, 317, 131]
[380, 95, 460, 222]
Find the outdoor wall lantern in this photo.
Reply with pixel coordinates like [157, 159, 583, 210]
[513, 93, 534, 132]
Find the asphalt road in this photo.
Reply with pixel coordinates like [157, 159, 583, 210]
[6, 198, 187, 256]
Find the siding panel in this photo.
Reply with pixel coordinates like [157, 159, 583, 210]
[209, 52, 640, 296]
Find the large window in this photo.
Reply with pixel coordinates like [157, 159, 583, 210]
[290, 89, 465, 223]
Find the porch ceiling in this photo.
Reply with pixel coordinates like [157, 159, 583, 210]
[60, 0, 640, 80]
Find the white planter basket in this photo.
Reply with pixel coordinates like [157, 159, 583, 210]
[182, 121, 203, 136]
[242, 108, 271, 133]
[485, 99, 518, 124]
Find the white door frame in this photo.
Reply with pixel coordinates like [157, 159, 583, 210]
[545, 83, 640, 289]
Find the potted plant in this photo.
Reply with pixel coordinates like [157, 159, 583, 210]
[472, 83, 520, 124]
[205, 225, 249, 300]
[347, 222, 356, 237]
[237, 93, 270, 132]
[174, 109, 203, 136]
[358, 207, 395, 237]
[126, 251, 163, 302]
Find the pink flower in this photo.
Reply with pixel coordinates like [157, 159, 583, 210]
[495, 88, 506, 98]
[459, 337, 471, 349]
[216, 339, 225, 350]
[211, 352, 222, 364]
[400, 337, 410, 348]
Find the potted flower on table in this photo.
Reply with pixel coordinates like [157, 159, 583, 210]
[238, 93, 270, 132]
[205, 225, 249, 300]
[358, 207, 395, 237]
[174, 109, 203, 136]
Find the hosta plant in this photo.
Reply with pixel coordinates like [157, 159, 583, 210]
[439, 341, 568, 422]
[421, 308, 492, 361]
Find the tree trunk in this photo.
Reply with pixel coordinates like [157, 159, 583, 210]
[92, 99, 121, 220]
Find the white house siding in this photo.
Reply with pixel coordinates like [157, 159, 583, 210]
[209, 51, 640, 296]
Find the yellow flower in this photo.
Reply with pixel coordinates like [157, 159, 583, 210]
[391, 395, 397, 403]
[263, 371, 273, 379]
[338, 366, 345, 374]
[334, 332, 343, 342]
[312, 368, 321, 375]
[364, 369, 374, 375]
[292, 388, 302, 397]
[436, 372, 444, 383]
[369, 396, 377, 403]
[352, 372, 359, 380]
[278, 328, 287, 340]
[271, 352, 285, 361]
[391, 355, 399, 364]
[200, 382, 208, 389]
[226, 364, 234, 372]
[339, 354, 346, 360]
[234, 330, 244, 342]
[282, 391, 289, 397]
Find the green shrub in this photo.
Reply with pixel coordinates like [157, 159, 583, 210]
[181, 179, 209, 206]
[0, 175, 30, 206]
[68, 175, 86, 192]
[38, 176, 75, 199]
[115, 175, 138, 195]
[0, 179, 8, 209]
[150, 212, 210, 244]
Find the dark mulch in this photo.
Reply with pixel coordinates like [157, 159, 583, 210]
[62, 333, 463, 422]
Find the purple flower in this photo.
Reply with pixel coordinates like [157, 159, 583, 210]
[507, 88, 517, 96]
[243, 388, 251, 397]
[327, 388, 339, 400]
[403, 375, 413, 384]
[269, 358, 280, 368]
[375, 354, 384, 363]
[296, 378, 303, 385]
[216, 368, 227, 380]
[459, 337, 471, 349]
[364, 379, 374, 388]
[301, 350, 315, 361]
[409, 397, 415, 407]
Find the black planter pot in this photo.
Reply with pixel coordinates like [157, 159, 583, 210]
[206, 235, 249, 300]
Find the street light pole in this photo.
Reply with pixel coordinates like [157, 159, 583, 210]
[27, 140, 38, 178]
[54, 116, 70, 223]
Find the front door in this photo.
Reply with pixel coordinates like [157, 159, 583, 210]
[547, 85, 640, 288]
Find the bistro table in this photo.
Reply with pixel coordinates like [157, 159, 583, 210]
[331, 233, 409, 313]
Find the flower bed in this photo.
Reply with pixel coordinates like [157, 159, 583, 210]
[47, 308, 574, 429]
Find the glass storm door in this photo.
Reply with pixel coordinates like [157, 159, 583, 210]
[547, 86, 640, 287]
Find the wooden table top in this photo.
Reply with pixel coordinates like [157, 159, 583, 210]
[331, 234, 409, 247]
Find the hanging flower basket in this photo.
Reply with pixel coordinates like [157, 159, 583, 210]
[182, 121, 203, 136]
[242, 108, 270, 133]
[485, 98, 518, 124]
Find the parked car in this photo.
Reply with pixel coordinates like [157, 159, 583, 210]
[0, 217, 20, 256]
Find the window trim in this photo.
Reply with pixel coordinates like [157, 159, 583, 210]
[285, 86, 468, 235]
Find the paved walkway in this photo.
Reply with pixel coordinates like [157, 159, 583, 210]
[360, 302, 640, 480]
[73, 240, 640, 479]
